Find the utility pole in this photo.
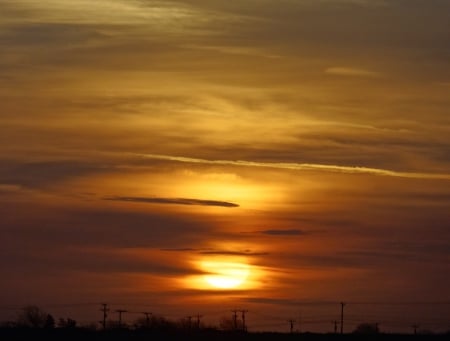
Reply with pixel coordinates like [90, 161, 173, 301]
[115, 309, 127, 327]
[100, 303, 109, 330]
[142, 312, 151, 328]
[186, 315, 193, 329]
[195, 314, 203, 329]
[412, 324, 419, 335]
[231, 310, 238, 330]
[288, 319, 295, 333]
[240, 310, 248, 332]
[298, 311, 302, 333]
[340, 302, 346, 334]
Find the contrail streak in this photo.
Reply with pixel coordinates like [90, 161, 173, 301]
[133, 153, 450, 180]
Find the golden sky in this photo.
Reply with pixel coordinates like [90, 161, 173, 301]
[0, 0, 449, 333]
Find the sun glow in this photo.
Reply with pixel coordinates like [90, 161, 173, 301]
[202, 261, 250, 289]
[168, 171, 284, 210]
[183, 257, 259, 291]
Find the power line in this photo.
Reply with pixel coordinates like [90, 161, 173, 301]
[2, 300, 448, 334]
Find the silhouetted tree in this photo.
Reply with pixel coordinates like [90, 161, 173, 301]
[16, 305, 48, 328]
[79, 321, 98, 331]
[133, 316, 151, 330]
[176, 317, 198, 331]
[107, 320, 128, 329]
[219, 316, 243, 331]
[149, 315, 176, 331]
[353, 322, 379, 334]
[417, 328, 434, 335]
[44, 314, 55, 329]
[57, 317, 77, 328]
[0, 320, 17, 328]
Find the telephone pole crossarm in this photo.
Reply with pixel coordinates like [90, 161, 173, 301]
[100, 303, 109, 330]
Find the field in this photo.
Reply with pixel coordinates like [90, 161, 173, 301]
[1, 328, 449, 341]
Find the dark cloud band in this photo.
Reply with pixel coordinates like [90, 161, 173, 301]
[104, 196, 239, 208]
[259, 229, 306, 236]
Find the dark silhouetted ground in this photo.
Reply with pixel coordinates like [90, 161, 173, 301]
[1, 328, 449, 341]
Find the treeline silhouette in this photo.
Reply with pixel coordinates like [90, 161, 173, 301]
[1, 305, 449, 341]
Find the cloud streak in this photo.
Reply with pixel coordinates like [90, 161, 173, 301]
[160, 248, 268, 256]
[0, 0, 197, 27]
[104, 196, 239, 208]
[135, 153, 450, 180]
[325, 66, 382, 78]
[259, 229, 307, 236]
[199, 250, 268, 256]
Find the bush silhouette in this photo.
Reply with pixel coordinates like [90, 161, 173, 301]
[353, 322, 379, 334]
[16, 305, 49, 328]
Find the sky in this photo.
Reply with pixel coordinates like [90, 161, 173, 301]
[0, 0, 449, 333]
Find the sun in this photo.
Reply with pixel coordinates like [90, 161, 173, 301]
[182, 256, 264, 291]
[201, 261, 250, 290]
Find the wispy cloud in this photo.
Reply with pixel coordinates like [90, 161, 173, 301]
[160, 248, 197, 252]
[322, 0, 389, 8]
[134, 153, 450, 180]
[104, 196, 239, 208]
[0, 0, 196, 27]
[245, 297, 341, 306]
[199, 250, 268, 256]
[0, 161, 111, 189]
[183, 44, 282, 59]
[160, 248, 267, 256]
[258, 229, 307, 236]
[325, 67, 382, 78]
[0, 184, 23, 193]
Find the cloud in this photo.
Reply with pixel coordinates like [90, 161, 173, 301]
[104, 196, 239, 208]
[258, 229, 307, 236]
[0, 184, 23, 193]
[369, 191, 450, 203]
[0, 0, 197, 27]
[160, 248, 197, 252]
[0, 203, 214, 249]
[0, 239, 203, 278]
[135, 153, 450, 180]
[183, 44, 282, 59]
[321, 0, 388, 8]
[244, 297, 301, 307]
[244, 297, 338, 307]
[160, 248, 268, 256]
[199, 249, 268, 256]
[325, 67, 382, 78]
[0, 160, 111, 189]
